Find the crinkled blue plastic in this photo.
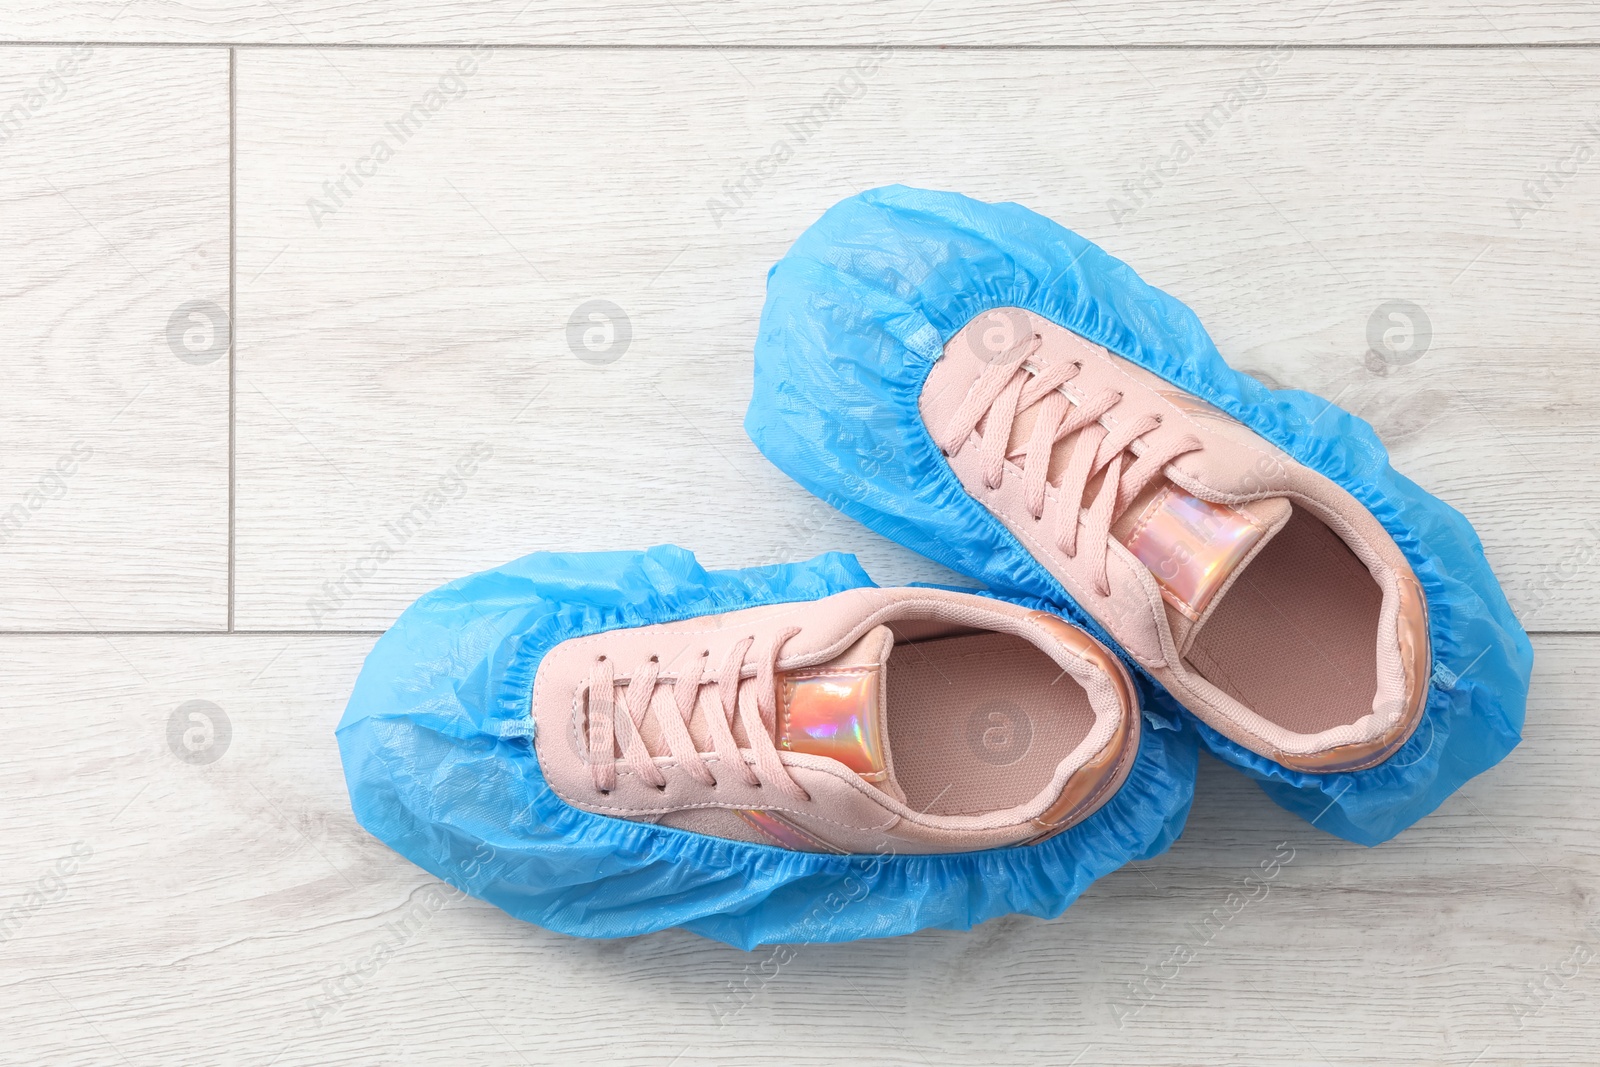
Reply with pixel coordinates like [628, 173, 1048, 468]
[337, 545, 1198, 948]
[744, 185, 1533, 846]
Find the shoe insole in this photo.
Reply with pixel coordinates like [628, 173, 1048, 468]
[1185, 507, 1382, 737]
[886, 632, 1095, 817]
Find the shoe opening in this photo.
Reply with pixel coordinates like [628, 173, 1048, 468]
[884, 628, 1095, 817]
[1184, 506, 1382, 738]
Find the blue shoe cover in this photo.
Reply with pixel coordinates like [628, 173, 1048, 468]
[744, 185, 1532, 846]
[337, 545, 1198, 947]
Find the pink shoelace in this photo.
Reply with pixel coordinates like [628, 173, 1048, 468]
[581, 627, 809, 801]
[934, 335, 1203, 596]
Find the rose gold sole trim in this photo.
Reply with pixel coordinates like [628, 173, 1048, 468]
[1021, 611, 1143, 844]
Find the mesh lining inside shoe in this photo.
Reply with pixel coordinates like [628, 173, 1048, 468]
[885, 632, 1095, 817]
[1184, 506, 1382, 737]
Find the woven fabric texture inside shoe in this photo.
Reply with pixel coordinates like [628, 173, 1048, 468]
[1185, 507, 1382, 737]
[885, 631, 1095, 817]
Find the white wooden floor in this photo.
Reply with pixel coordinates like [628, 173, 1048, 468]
[3, 5, 1599, 1065]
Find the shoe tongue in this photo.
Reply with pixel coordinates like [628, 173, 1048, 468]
[777, 625, 904, 799]
[1113, 484, 1293, 652]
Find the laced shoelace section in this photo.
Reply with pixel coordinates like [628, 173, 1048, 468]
[580, 626, 809, 801]
[935, 335, 1204, 596]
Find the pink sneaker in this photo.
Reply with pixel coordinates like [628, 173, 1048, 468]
[532, 586, 1138, 853]
[920, 309, 1429, 774]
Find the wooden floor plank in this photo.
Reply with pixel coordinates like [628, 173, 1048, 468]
[234, 47, 1600, 630]
[0, 632, 1585, 1066]
[3, 1, 1600, 46]
[0, 47, 229, 629]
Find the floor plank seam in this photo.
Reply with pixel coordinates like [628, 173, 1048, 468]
[0, 630, 390, 637]
[228, 45, 237, 635]
[6, 40, 1600, 51]
[0, 629, 1585, 637]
